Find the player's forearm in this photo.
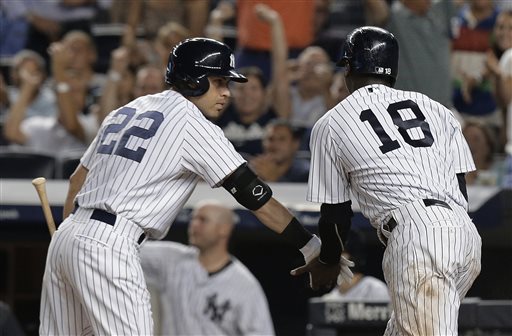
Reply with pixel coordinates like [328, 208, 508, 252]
[254, 198, 320, 262]
[252, 197, 294, 233]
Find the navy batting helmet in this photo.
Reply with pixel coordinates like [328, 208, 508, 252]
[337, 26, 399, 85]
[165, 38, 247, 97]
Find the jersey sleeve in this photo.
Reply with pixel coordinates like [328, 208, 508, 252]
[448, 113, 476, 174]
[80, 112, 112, 169]
[80, 133, 100, 169]
[139, 241, 186, 291]
[181, 114, 246, 187]
[307, 114, 350, 204]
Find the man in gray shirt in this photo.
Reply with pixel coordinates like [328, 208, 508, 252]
[365, 0, 456, 108]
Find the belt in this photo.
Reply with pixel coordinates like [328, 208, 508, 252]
[74, 206, 146, 244]
[383, 199, 451, 240]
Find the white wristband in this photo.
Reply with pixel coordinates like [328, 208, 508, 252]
[108, 71, 122, 82]
[55, 82, 70, 93]
[299, 234, 321, 264]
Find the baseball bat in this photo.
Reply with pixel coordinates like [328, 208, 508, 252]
[31, 177, 57, 237]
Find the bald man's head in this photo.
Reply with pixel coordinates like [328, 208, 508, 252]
[188, 200, 236, 251]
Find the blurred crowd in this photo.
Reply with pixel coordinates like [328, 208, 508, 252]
[0, 0, 511, 187]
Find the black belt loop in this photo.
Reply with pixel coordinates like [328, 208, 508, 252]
[384, 217, 397, 232]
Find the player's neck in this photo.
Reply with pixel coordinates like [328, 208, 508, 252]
[198, 247, 231, 274]
[348, 76, 391, 92]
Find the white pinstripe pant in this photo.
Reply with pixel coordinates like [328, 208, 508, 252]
[380, 200, 481, 336]
[39, 208, 153, 335]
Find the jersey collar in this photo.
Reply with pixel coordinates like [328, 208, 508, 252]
[351, 84, 393, 98]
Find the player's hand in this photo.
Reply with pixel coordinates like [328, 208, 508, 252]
[291, 257, 340, 291]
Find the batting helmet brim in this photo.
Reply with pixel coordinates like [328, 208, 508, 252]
[227, 70, 248, 83]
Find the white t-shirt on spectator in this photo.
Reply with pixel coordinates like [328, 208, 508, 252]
[322, 276, 390, 302]
[19, 115, 98, 153]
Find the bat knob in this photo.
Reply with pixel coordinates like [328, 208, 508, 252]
[32, 177, 47, 186]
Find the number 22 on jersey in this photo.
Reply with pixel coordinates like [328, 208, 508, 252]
[97, 106, 164, 162]
[360, 99, 434, 154]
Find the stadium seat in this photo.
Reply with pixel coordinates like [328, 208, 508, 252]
[0, 147, 56, 179]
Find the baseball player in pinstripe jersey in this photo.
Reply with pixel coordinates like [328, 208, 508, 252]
[292, 27, 482, 335]
[141, 200, 274, 335]
[39, 38, 339, 335]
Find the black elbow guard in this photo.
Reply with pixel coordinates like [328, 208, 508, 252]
[318, 202, 353, 265]
[222, 163, 273, 210]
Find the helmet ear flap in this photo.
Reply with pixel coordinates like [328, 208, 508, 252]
[172, 74, 210, 97]
[195, 77, 210, 96]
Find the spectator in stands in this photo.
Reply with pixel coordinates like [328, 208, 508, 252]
[59, 30, 106, 95]
[462, 118, 500, 186]
[322, 229, 390, 302]
[114, 20, 191, 75]
[253, 4, 339, 149]
[493, 10, 512, 187]
[312, 0, 366, 63]
[486, 9, 512, 151]
[140, 200, 275, 335]
[286, 46, 337, 128]
[217, 66, 279, 156]
[97, 46, 134, 120]
[151, 21, 191, 69]
[451, 0, 501, 126]
[99, 62, 164, 120]
[21, 0, 111, 69]
[499, 52, 512, 188]
[5, 50, 57, 122]
[0, 1, 29, 57]
[249, 119, 310, 183]
[110, 0, 208, 39]
[49, 32, 105, 137]
[3, 39, 101, 153]
[364, 0, 459, 108]
[133, 64, 165, 98]
[210, 0, 314, 83]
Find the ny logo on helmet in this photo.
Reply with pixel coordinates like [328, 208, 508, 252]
[230, 54, 235, 68]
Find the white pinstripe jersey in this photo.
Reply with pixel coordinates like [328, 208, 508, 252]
[76, 90, 245, 239]
[140, 241, 275, 335]
[307, 84, 475, 228]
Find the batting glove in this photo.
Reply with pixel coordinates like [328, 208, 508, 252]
[299, 234, 321, 264]
[338, 255, 355, 285]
